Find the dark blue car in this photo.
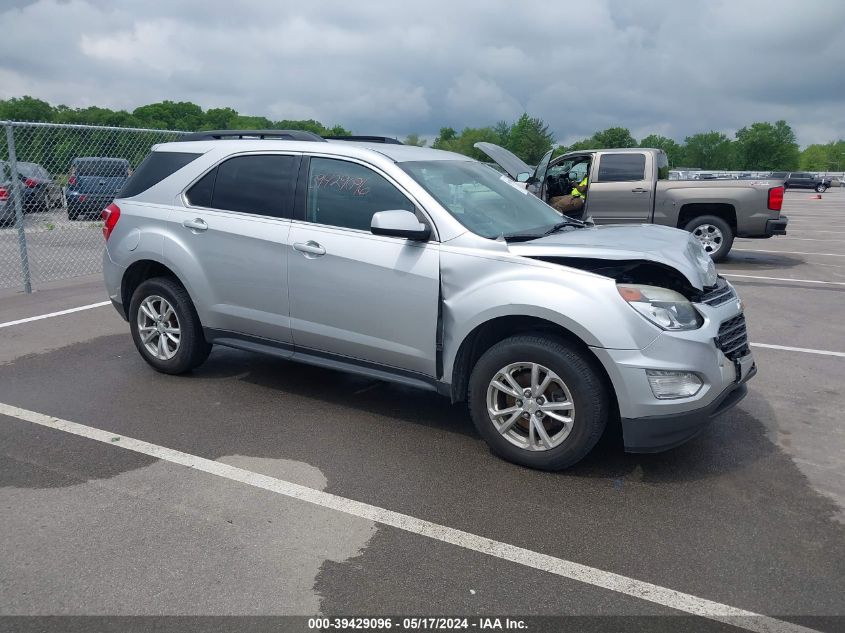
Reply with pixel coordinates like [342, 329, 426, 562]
[66, 157, 131, 220]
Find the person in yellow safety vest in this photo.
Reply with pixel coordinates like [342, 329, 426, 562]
[550, 174, 588, 217]
[571, 175, 588, 199]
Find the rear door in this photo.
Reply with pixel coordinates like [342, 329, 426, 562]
[584, 152, 653, 223]
[169, 152, 299, 345]
[791, 172, 813, 188]
[287, 155, 440, 376]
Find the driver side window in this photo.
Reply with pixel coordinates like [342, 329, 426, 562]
[305, 158, 415, 231]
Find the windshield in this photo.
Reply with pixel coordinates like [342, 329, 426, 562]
[400, 160, 564, 239]
[17, 163, 51, 179]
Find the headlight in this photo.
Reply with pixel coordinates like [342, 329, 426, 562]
[617, 284, 703, 330]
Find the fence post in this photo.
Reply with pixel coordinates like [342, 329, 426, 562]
[5, 123, 32, 293]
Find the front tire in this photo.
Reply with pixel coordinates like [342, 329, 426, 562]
[129, 277, 211, 374]
[468, 334, 608, 470]
[815, 184, 827, 193]
[685, 215, 734, 262]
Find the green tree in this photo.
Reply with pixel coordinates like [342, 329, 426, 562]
[506, 113, 554, 164]
[800, 140, 845, 171]
[432, 127, 457, 148]
[639, 134, 683, 167]
[132, 101, 204, 130]
[0, 96, 54, 122]
[202, 107, 239, 130]
[682, 131, 736, 169]
[590, 126, 637, 149]
[435, 126, 502, 160]
[735, 120, 799, 170]
[403, 133, 427, 147]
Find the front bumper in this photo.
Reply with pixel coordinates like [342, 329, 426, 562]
[590, 281, 755, 452]
[622, 363, 755, 453]
[765, 216, 788, 236]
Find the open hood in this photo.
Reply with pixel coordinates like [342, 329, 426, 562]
[507, 224, 717, 291]
[474, 142, 533, 181]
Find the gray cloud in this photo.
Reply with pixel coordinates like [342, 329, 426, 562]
[1, 0, 843, 145]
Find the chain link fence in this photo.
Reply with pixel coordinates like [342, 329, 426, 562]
[0, 121, 184, 292]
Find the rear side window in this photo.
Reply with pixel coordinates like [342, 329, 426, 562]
[74, 160, 129, 177]
[596, 153, 646, 182]
[305, 157, 414, 231]
[120, 152, 201, 198]
[656, 152, 669, 180]
[185, 154, 298, 218]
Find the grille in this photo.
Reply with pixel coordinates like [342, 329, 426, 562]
[716, 314, 749, 360]
[700, 278, 735, 306]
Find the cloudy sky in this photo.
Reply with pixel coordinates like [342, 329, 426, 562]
[1, 0, 843, 146]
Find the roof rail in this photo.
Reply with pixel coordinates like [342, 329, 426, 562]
[177, 129, 327, 142]
[324, 135, 404, 145]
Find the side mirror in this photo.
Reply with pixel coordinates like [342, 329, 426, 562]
[370, 210, 431, 241]
[516, 172, 531, 183]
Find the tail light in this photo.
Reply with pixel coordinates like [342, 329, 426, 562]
[68, 175, 77, 186]
[768, 186, 784, 211]
[0, 186, 8, 201]
[24, 178, 37, 188]
[102, 203, 120, 240]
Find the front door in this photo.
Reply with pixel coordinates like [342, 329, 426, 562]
[585, 152, 653, 223]
[168, 153, 300, 346]
[287, 156, 440, 376]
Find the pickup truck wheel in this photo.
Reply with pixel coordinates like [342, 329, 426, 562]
[468, 335, 608, 470]
[129, 277, 212, 375]
[815, 184, 827, 193]
[685, 215, 734, 262]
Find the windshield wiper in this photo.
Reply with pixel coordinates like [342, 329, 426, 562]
[503, 217, 591, 242]
[541, 217, 590, 235]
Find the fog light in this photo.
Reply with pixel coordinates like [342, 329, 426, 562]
[646, 370, 703, 399]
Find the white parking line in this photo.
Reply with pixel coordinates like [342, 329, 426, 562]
[722, 274, 845, 286]
[0, 301, 111, 329]
[737, 237, 845, 243]
[750, 343, 845, 358]
[0, 401, 820, 633]
[732, 249, 845, 257]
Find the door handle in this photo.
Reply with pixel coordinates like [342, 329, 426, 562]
[182, 218, 208, 232]
[293, 241, 326, 256]
[631, 187, 649, 193]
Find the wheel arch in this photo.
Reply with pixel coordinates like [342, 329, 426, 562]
[448, 314, 616, 409]
[121, 259, 191, 319]
[677, 203, 737, 233]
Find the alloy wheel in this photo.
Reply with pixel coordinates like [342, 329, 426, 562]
[486, 362, 575, 451]
[137, 295, 181, 360]
[692, 223, 723, 254]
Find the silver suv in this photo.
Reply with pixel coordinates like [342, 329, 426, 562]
[102, 130, 756, 470]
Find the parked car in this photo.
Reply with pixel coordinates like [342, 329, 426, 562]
[783, 172, 832, 193]
[102, 130, 756, 471]
[16, 162, 64, 211]
[475, 143, 788, 261]
[0, 160, 63, 215]
[0, 161, 16, 226]
[66, 157, 131, 220]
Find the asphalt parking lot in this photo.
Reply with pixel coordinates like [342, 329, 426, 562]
[1, 190, 844, 632]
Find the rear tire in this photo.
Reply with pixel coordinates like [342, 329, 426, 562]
[684, 215, 734, 262]
[129, 277, 211, 375]
[815, 184, 827, 193]
[468, 334, 608, 470]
